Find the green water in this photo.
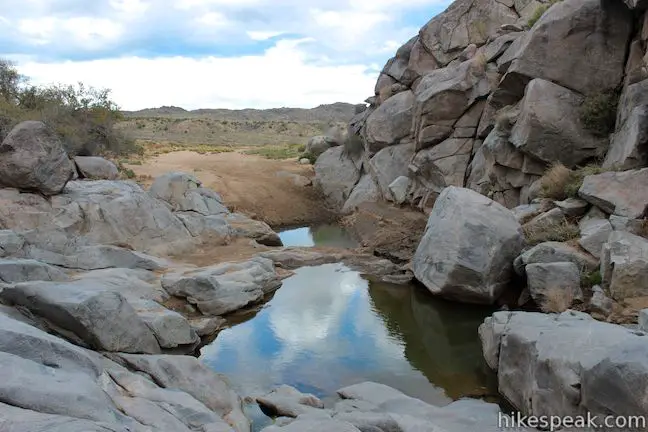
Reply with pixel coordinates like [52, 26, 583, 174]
[200, 263, 497, 430]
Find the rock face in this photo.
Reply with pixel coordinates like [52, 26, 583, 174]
[412, 187, 525, 304]
[364, 91, 415, 154]
[306, 136, 337, 160]
[498, 0, 631, 98]
[601, 231, 648, 301]
[313, 147, 361, 211]
[0, 121, 75, 195]
[161, 257, 282, 316]
[525, 262, 583, 306]
[150, 172, 229, 216]
[510, 79, 608, 167]
[579, 169, 648, 218]
[74, 156, 120, 180]
[480, 310, 648, 419]
[0, 310, 248, 431]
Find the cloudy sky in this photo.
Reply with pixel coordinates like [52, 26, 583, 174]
[0, 0, 451, 110]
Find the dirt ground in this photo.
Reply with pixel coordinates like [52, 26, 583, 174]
[126, 151, 334, 228]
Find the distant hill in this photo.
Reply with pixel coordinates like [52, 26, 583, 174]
[117, 102, 360, 148]
[122, 102, 359, 123]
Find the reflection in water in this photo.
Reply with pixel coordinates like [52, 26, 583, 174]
[201, 264, 497, 429]
[278, 224, 358, 248]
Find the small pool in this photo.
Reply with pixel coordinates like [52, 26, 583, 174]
[201, 264, 497, 430]
[278, 224, 358, 248]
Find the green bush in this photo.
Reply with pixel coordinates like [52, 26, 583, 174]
[581, 270, 602, 289]
[580, 91, 619, 138]
[0, 59, 137, 156]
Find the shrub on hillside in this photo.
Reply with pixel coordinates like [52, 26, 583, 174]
[0, 59, 138, 156]
[523, 218, 580, 246]
[580, 90, 619, 138]
[539, 163, 606, 200]
[527, 0, 561, 27]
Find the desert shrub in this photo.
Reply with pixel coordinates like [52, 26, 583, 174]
[539, 163, 605, 200]
[523, 218, 580, 246]
[539, 163, 572, 200]
[244, 143, 305, 160]
[0, 58, 137, 156]
[540, 286, 574, 313]
[580, 90, 619, 137]
[581, 270, 602, 289]
[116, 162, 136, 179]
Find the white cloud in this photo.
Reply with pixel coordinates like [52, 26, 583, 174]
[16, 38, 378, 110]
[246, 31, 283, 41]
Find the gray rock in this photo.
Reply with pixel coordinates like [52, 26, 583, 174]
[525, 262, 583, 306]
[0, 230, 25, 258]
[0, 259, 69, 283]
[364, 91, 415, 154]
[413, 59, 494, 151]
[510, 79, 608, 167]
[28, 243, 166, 271]
[299, 158, 311, 165]
[114, 353, 248, 430]
[256, 385, 325, 418]
[177, 212, 232, 245]
[640, 309, 648, 332]
[161, 257, 281, 316]
[412, 187, 525, 304]
[149, 172, 229, 216]
[579, 168, 648, 218]
[0, 121, 75, 195]
[581, 338, 648, 420]
[601, 231, 648, 301]
[262, 419, 361, 432]
[0, 181, 196, 255]
[74, 156, 119, 180]
[306, 136, 338, 160]
[332, 412, 401, 432]
[0, 280, 161, 354]
[589, 285, 614, 316]
[368, 142, 415, 200]
[132, 299, 199, 349]
[510, 203, 542, 223]
[609, 215, 647, 237]
[225, 213, 282, 246]
[480, 310, 645, 418]
[498, 0, 631, 97]
[604, 105, 648, 170]
[388, 176, 411, 205]
[578, 217, 613, 259]
[418, 0, 519, 66]
[407, 39, 438, 78]
[189, 316, 226, 337]
[522, 208, 565, 233]
[74, 268, 167, 303]
[0, 351, 121, 424]
[314, 147, 361, 211]
[514, 241, 600, 276]
[554, 198, 589, 217]
[342, 175, 380, 214]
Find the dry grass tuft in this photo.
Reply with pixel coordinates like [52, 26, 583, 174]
[540, 286, 575, 313]
[523, 218, 580, 246]
[539, 163, 572, 200]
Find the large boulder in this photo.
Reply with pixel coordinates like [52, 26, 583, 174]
[256, 385, 325, 418]
[225, 213, 282, 246]
[412, 59, 494, 151]
[364, 91, 415, 154]
[0, 181, 196, 255]
[306, 136, 338, 160]
[514, 241, 599, 276]
[0, 280, 162, 354]
[579, 168, 648, 218]
[0, 258, 69, 283]
[510, 79, 608, 167]
[149, 172, 229, 216]
[412, 186, 525, 304]
[314, 147, 361, 211]
[341, 175, 380, 214]
[0, 121, 75, 195]
[418, 0, 519, 66]
[161, 257, 281, 316]
[604, 105, 648, 170]
[494, 0, 632, 104]
[367, 142, 415, 200]
[480, 310, 647, 419]
[525, 262, 583, 306]
[601, 231, 648, 301]
[74, 156, 119, 180]
[0, 310, 248, 431]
